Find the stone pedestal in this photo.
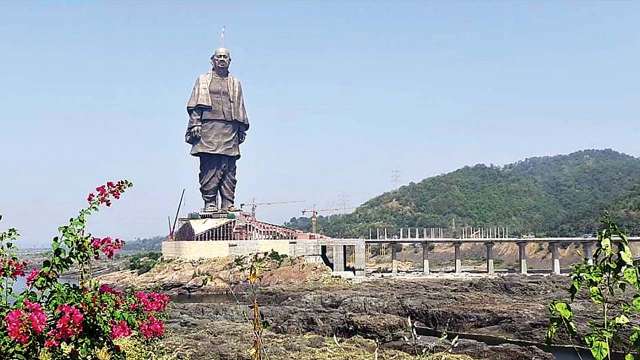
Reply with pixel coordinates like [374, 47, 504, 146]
[454, 242, 462, 273]
[391, 243, 398, 275]
[485, 242, 494, 274]
[333, 245, 345, 272]
[517, 242, 528, 275]
[583, 242, 594, 265]
[422, 242, 430, 275]
[550, 242, 561, 275]
[354, 242, 366, 277]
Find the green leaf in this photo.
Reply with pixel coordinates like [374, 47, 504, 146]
[625, 354, 634, 360]
[632, 296, 640, 312]
[601, 237, 612, 255]
[589, 286, 604, 304]
[621, 244, 634, 265]
[614, 314, 630, 326]
[553, 302, 573, 319]
[546, 322, 558, 345]
[590, 340, 609, 360]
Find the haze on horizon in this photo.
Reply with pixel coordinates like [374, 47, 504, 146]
[1, 2, 639, 248]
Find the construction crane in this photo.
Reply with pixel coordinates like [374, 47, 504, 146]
[240, 199, 304, 218]
[301, 207, 355, 234]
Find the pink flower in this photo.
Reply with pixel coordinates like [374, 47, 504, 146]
[91, 237, 124, 259]
[24, 300, 47, 334]
[110, 320, 132, 339]
[44, 338, 59, 348]
[26, 268, 39, 286]
[47, 304, 83, 343]
[87, 180, 131, 207]
[3, 300, 47, 344]
[99, 284, 121, 295]
[5, 309, 29, 344]
[135, 291, 170, 313]
[139, 316, 164, 339]
[2, 258, 27, 278]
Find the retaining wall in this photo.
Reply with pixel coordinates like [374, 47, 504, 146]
[162, 240, 321, 260]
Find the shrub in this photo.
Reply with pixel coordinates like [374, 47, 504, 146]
[128, 252, 162, 275]
[0, 181, 170, 359]
[546, 216, 640, 360]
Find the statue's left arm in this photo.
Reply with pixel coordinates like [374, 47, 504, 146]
[236, 80, 249, 143]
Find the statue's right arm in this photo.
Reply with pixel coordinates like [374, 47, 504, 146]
[185, 107, 202, 143]
[185, 78, 203, 143]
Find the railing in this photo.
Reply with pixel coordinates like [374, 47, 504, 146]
[318, 237, 640, 276]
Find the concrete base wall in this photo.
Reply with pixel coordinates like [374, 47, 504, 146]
[162, 240, 321, 261]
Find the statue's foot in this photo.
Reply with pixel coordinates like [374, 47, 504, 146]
[221, 202, 237, 212]
[204, 202, 218, 211]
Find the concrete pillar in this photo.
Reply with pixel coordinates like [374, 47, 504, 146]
[485, 242, 494, 274]
[422, 241, 430, 275]
[454, 242, 462, 273]
[354, 241, 366, 277]
[333, 245, 345, 272]
[583, 242, 594, 265]
[550, 242, 561, 275]
[391, 243, 398, 275]
[517, 242, 528, 275]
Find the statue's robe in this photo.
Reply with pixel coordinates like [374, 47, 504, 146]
[185, 71, 249, 157]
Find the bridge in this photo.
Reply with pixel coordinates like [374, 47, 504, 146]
[162, 213, 640, 277]
[312, 235, 640, 277]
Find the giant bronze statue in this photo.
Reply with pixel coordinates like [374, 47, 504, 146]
[185, 47, 249, 211]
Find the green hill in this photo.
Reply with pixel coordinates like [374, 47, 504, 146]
[123, 235, 164, 253]
[286, 149, 640, 237]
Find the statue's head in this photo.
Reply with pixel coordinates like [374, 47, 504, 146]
[211, 48, 231, 71]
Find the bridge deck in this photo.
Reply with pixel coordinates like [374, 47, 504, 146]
[317, 236, 640, 277]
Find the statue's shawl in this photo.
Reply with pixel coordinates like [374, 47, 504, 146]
[186, 71, 249, 129]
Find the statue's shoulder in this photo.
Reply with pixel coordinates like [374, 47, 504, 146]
[196, 71, 212, 83]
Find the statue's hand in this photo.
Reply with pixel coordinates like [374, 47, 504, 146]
[190, 125, 202, 139]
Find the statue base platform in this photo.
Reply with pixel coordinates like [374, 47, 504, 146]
[174, 207, 301, 242]
[187, 208, 243, 220]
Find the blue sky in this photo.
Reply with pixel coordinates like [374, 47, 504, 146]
[1, 2, 639, 247]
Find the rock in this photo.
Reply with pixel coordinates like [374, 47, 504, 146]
[103, 256, 598, 359]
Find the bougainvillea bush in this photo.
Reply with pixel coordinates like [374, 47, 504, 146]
[0, 181, 170, 359]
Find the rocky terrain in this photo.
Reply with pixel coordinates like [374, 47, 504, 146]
[97, 254, 609, 359]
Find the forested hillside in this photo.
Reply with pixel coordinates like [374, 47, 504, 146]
[123, 235, 164, 252]
[286, 149, 640, 237]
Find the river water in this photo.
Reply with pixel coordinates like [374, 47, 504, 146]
[554, 348, 594, 360]
[12, 276, 77, 293]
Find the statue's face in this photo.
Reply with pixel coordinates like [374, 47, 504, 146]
[212, 50, 231, 70]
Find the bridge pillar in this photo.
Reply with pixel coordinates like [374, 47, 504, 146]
[354, 241, 366, 277]
[485, 242, 494, 274]
[549, 242, 561, 275]
[517, 242, 528, 275]
[583, 242, 594, 265]
[333, 245, 345, 272]
[454, 242, 462, 273]
[391, 243, 398, 275]
[422, 241, 430, 274]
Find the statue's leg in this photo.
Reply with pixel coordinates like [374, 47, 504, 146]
[199, 154, 223, 209]
[219, 156, 238, 210]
